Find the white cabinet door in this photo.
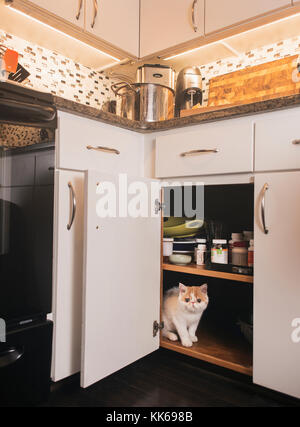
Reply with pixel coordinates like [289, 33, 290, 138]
[140, 0, 205, 57]
[81, 170, 161, 388]
[205, 0, 291, 34]
[254, 172, 300, 399]
[28, 0, 85, 27]
[85, 0, 140, 57]
[255, 108, 300, 172]
[52, 169, 84, 382]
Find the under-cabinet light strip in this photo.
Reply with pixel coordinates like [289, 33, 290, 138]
[8, 7, 120, 62]
[163, 11, 300, 61]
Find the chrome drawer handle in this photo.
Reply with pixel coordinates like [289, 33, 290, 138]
[91, 0, 98, 28]
[180, 149, 219, 157]
[261, 183, 269, 235]
[192, 0, 198, 33]
[67, 182, 76, 231]
[76, 0, 83, 20]
[87, 145, 120, 155]
[292, 139, 300, 145]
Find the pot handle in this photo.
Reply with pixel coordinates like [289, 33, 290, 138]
[111, 82, 139, 97]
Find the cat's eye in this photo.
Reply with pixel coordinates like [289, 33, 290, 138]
[197, 299, 201, 303]
[185, 298, 190, 302]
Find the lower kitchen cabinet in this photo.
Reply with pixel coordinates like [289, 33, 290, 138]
[51, 109, 300, 399]
[51, 169, 84, 382]
[51, 170, 300, 399]
[254, 172, 300, 399]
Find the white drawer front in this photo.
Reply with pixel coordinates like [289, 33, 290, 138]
[255, 108, 300, 172]
[57, 111, 143, 174]
[155, 118, 254, 178]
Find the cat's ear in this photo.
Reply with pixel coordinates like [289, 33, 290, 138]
[200, 284, 208, 294]
[179, 283, 187, 293]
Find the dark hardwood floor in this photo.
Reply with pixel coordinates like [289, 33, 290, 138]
[42, 349, 300, 408]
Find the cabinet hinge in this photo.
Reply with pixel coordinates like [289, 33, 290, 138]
[153, 321, 164, 337]
[154, 199, 165, 214]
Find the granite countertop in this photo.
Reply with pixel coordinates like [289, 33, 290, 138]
[54, 94, 300, 134]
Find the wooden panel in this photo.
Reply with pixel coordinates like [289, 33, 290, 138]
[163, 263, 253, 284]
[81, 171, 161, 388]
[254, 172, 300, 399]
[161, 322, 253, 376]
[208, 56, 300, 107]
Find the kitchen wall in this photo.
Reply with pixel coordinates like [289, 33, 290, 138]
[1, 28, 300, 109]
[0, 29, 117, 109]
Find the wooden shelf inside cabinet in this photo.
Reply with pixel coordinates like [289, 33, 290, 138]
[160, 323, 253, 377]
[163, 263, 253, 284]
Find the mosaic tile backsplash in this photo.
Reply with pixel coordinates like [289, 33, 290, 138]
[0, 29, 117, 109]
[1, 28, 300, 109]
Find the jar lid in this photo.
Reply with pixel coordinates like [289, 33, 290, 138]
[233, 241, 248, 247]
[231, 233, 243, 240]
[163, 238, 174, 242]
[195, 239, 206, 243]
[212, 239, 227, 244]
[249, 239, 254, 245]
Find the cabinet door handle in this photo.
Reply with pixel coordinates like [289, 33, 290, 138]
[67, 182, 76, 231]
[76, 0, 83, 20]
[260, 183, 269, 235]
[180, 149, 219, 157]
[192, 0, 198, 32]
[292, 139, 300, 145]
[91, 0, 98, 28]
[87, 145, 120, 155]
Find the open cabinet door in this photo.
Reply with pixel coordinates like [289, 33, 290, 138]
[254, 172, 300, 399]
[81, 170, 161, 388]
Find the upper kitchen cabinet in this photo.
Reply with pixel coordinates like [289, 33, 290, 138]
[205, 0, 292, 35]
[4, 0, 138, 62]
[23, 0, 84, 28]
[85, 0, 140, 57]
[140, 0, 205, 58]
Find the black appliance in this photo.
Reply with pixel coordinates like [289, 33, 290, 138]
[0, 81, 57, 406]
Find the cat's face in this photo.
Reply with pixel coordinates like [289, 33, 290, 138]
[178, 283, 209, 313]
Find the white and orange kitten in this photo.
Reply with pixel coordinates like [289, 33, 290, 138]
[162, 283, 208, 348]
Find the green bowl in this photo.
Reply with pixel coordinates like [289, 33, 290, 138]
[163, 219, 204, 238]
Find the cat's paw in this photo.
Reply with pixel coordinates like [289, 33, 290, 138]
[181, 338, 193, 347]
[167, 332, 178, 341]
[190, 335, 198, 343]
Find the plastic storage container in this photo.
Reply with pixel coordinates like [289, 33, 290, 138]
[194, 239, 207, 266]
[232, 246, 248, 267]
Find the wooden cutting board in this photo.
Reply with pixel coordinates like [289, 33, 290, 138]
[180, 102, 244, 117]
[208, 55, 300, 107]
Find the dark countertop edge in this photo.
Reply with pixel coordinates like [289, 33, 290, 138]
[53, 94, 300, 134]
